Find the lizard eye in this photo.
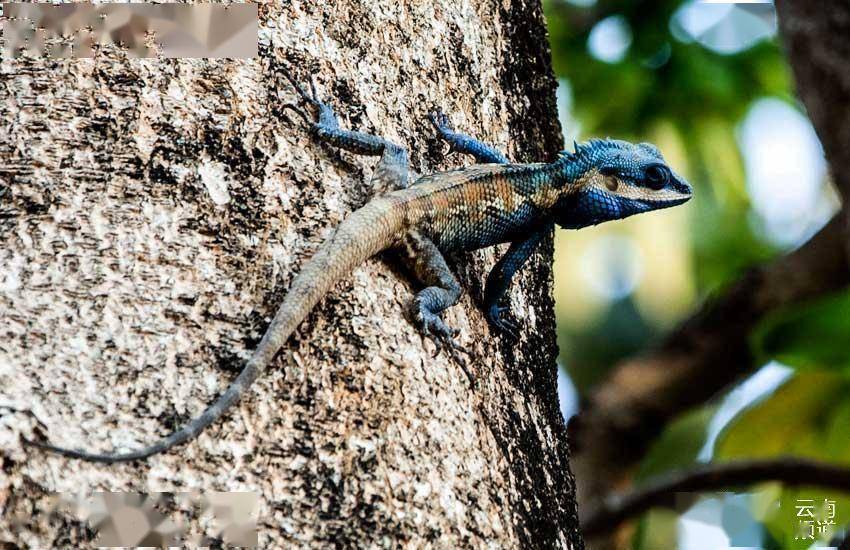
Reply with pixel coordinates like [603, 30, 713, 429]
[645, 165, 669, 190]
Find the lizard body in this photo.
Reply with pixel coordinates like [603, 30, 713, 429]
[25, 73, 692, 463]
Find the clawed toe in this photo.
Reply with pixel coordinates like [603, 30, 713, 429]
[428, 110, 452, 132]
[281, 68, 338, 130]
[413, 309, 473, 384]
[282, 103, 311, 124]
[281, 67, 320, 106]
[428, 110, 466, 156]
[433, 333, 474, 385]
[487, 306, 520, 340]
[418, 311, 460, 343]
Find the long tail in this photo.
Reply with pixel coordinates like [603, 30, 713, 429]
[25, 198, 406, 463]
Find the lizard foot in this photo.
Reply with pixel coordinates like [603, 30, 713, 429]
[428, 110, 459, 152]
[280, 69, 339, 131]
[411, 305, 474, 385]
[487, 305, 520, 341]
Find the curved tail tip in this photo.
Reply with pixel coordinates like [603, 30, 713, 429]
[22, 436, 155, 464]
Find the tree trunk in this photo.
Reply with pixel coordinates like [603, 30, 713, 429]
[0, 1, 583, 547]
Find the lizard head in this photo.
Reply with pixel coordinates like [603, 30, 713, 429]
[555, 139, 692, 228]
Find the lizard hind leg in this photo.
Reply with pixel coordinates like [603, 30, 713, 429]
[282, 69, 410, 192]
[398, 232, 473, 382]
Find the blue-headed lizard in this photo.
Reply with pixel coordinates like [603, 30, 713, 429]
[24, 70, 692, 462]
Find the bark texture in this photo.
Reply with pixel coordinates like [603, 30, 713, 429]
[571, 0, 850, 545]
[0, 1, 582, 547]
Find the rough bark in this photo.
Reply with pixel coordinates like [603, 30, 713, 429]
[571, 0, 850, 544]
[0, 1, 582, 547]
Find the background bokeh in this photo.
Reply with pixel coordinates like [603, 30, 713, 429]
[543, 0, 848, 547]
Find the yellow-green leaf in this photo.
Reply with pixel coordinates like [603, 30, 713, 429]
[752, 290, 850, 372]
[715, 372, 850, 461]
[636, 405, 716, 481]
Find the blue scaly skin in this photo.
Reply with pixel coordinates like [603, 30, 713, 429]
[24, 72, 692, 463]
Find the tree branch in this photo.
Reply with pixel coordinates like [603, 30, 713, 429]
[581, 458, 850, 536]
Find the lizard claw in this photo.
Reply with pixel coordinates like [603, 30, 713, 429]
[282, 103, 311, 124]
[430, 110, 465, 154]
[281, 67, 339, 131]
[487, 305, 520, 341]
[281, 67, 320, 106]
[428, 110, 452, 133]
[416, 309, 460, 342]
[412, 307, 474, 385]
[428, 110, 460, 154]
[434, 334, 473, 386]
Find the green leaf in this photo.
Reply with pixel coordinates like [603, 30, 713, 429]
[761, 486, 850, 547]
[633, 509, 679, 550]
[636, 405, 717, 481]
[715, 373, 850, 544]
[752, 290, 850, 372]
[715, 372, 850, 461]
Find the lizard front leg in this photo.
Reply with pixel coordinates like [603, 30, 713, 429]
[283, 70, 409, 191]
[428, 111, 509, 164]
[484, 226, 551, 338]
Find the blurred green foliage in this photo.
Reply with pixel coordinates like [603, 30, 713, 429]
[715, 372, 850, 546]
[715, 372, 850, 462]
[546, 2, 790, 136]
[544, 0, 850, 545]
[752, 290, 850, 373]
[636, 404, 716, 481]
[634, 509, 679, 550]
[561, 298, 657, 389]
[546, 0, 791, 389]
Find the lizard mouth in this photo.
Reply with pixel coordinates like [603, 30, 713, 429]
[637, 195, 691, 209]
[640, 175, 693, 208]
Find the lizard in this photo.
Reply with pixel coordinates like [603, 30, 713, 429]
[23, 70, 692, 463]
